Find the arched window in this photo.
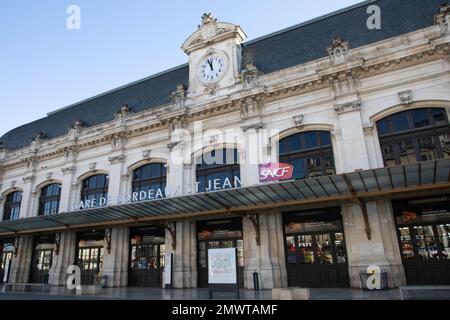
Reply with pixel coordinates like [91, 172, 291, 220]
[81, 174, 109, 207]
[196, 148, 241, 192]
[132, 163, 167, 200]
[278, 131, 335, 180]
[38, 183, 61, 216]
[376, 108, 450, 166]
[3, 191, 22, 221]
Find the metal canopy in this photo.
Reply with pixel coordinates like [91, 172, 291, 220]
[0, 159, 449, 236]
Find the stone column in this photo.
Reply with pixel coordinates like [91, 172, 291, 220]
[107, 155, 126, 205]
[172, 221, 197, 288]
[48, 231, 77, 286]
[8, 235, 33, 283]
[60, 166, 76, 212]
[341, 201, 406, 288]
[334, 101, 370, 171]
[20, 176, 35, 218]
[100, 226, 129, 287]
[243, 212, 287, 289]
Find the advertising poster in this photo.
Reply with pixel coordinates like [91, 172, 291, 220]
[207, 248, 237, 284]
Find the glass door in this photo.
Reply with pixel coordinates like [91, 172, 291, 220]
[77, 247, 104, 285]
[284, 231, 349, 287]
[397, 224, 450, 284]
[29, 249, 53, 284]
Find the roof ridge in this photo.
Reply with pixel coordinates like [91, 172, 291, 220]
[244, 0, 378, 46]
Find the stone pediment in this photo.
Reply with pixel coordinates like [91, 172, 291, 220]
[181, 13, 246, 54]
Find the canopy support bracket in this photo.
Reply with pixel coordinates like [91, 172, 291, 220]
[245, 214, 261, 246]
[104, 228, 112, 254]
[343, 174, 371, 240]
[163, 222, 177, 251]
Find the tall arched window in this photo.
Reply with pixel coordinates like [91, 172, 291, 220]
[38, 183, 61, 216]
[132, 163, 167, 200]
[3, 191, 22, 221]
[81, 174, 109, 207]
[196, 148, 241, 192]
[376, 108, 450, 166]
[278, 131, 335, 180]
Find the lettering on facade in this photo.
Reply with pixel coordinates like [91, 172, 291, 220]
[72, 176, 241, 210]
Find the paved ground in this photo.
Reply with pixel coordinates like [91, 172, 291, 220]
[1, 285, 450, 300]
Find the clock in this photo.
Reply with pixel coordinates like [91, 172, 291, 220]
[197, 53, 227, 84]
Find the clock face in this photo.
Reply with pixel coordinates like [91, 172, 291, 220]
[198, 54, 227, 84]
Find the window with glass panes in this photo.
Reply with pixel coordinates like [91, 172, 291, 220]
[38, 183, 61, 216]
[3, 191, 22, 221]
[377, 108, 450, 166]
[80, 174, 109, 207]
[278, 131, 335, 180]
[196, 149, 241, 192]
[132, 163, 167, 200]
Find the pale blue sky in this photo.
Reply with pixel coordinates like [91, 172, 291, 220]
[0, 0, 363, 137]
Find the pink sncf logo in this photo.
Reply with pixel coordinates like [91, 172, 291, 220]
[258, 162, 294, 183]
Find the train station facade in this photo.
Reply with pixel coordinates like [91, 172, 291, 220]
[0, 0, 450, 291]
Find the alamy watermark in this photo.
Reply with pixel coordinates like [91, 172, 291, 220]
[66, 5, 81, 30]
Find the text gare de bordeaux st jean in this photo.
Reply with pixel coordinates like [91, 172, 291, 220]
[73, 162, 293, 210]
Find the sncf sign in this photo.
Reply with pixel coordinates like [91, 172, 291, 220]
[258, 162, 293, 183]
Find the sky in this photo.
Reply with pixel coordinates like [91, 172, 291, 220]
[0, 0, 363, 137]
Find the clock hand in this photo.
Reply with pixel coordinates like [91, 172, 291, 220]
[207, 59, 214, 71]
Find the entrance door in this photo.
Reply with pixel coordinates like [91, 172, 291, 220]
[197, 217, 244, 288]
[0, 251, 12, 284]
[398, 224, 450, 284]
[394, 196, 450, 285]
[30, 249, 53, 284]
[284, 208, 350, 288]
[76, 231, 104, 285]
[129, 226, 165, 287]
[77, 247, 103, 285]
[29, 235, 54, 284]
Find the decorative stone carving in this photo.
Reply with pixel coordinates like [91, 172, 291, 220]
[398, 90, 413, 105]
[167, 141, 181, 152]
[327, 37, 350, 65]
[181, 13, 246, 54]
[10, 180, 16, 188]
[142, 150, 151, 160]
[334, 100, 361, 114]
[327, 72, 359, 98]
[0, 142, 6, 161]
[241, 122, 263, 132]
[30, 132, 47, 151]
[293, 115, 304, 129]
[109, 132, 127, 151]
[204, 83, 219, 96]
[168, 114, 189, 136]
[108, 154, 125, 164]
[170, 83, 187, 109]
[61, 166, 75, 175]
[239, 95, 265, 120]
[89, 162, 97, 172]
[114, 104, 132, 127]
[434, 3, 450, 34]
[68, 120, 85, 141]
[239, 62, 263, 88]
[45, 172, 53, 180]
[22, 175, 35, 183]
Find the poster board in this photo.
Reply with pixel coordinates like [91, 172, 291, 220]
[208, 248, 239, 298]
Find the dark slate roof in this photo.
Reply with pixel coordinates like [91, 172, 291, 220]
[1, 0, 445, 150]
